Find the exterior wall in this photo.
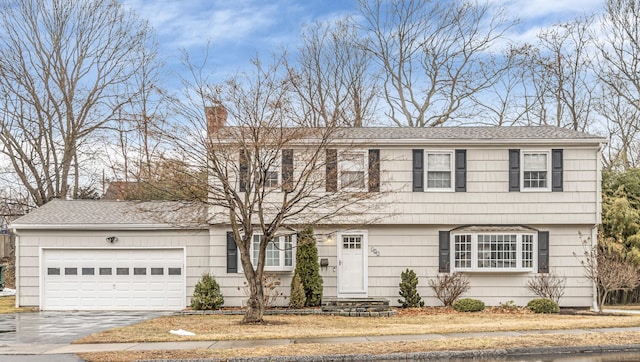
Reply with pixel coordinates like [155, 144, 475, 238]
[14, 229, 209, 308]
[210, 224, 594, 308]
[209, 145, 601, 226]
[376, 146, 600, 225]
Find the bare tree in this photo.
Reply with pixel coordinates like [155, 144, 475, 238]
[170, 55, 383, 323]
[0, 0, 158, 206]
[597, 0, 640, 169]
[357, 0, 514, 127]
[529, 18, 597, 131]
[575, 233, 640, 312]
[288, 18, 379, 127]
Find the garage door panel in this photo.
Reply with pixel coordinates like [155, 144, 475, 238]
[43, 249, 184, 311]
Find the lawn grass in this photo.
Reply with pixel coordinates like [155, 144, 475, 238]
[0, 296, 36, 314]
[69, 307, 640, 361]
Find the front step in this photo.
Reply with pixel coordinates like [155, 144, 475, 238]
[321, 297, 395, 316]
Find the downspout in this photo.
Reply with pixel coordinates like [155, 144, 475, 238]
[12, 230, 19, 308]
[592, 143, 604, 312]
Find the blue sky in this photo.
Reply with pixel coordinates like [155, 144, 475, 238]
[121, 0, 605, 85]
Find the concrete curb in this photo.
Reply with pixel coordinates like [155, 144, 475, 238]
[139, 344, 640, 361]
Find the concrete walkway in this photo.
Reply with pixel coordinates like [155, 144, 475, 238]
[2, 326, 640, 356]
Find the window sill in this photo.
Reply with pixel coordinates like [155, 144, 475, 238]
[455, 269, 534, 274]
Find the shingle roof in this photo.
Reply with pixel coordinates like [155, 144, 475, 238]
[331, 125, 604, 141]
[10, 200, 207, 229]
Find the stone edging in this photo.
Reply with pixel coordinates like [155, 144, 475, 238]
[180, 308, 397, 317]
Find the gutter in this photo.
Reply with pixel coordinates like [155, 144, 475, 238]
[9, 223, 209, 231]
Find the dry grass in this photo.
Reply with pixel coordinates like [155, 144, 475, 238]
[74, 308, 640, 361]
[0, 296, 37, 314]
[78, 331, 640, 362]
[75, 308, 640, 344]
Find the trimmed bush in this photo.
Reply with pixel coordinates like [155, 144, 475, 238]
[453, 298, 485, 312]
[398, 268, 424, 307]
[527, 298, 559, 314]
[190, 273, 224, 310]
[294, 226, 323, 306]
[289, 273, 306, 309]
[428, 273, 470, 306]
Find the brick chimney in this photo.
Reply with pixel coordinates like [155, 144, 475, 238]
[205, 105, 227, 135]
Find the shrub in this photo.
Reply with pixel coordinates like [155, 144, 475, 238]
[398, 268, 424, 307]
[527, 298, 560, 314]
[289, 273, 306, 309]
[190, 273, 224, 310]
[428, 273, 470, 306]
[294, 226, 323, 306]
[453, 298, 485, 312]
[526, 272, 566, 304]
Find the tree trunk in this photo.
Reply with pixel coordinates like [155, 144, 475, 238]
[242, 272, 265, 323]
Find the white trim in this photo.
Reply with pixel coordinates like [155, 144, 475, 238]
[520, 150, 551, 192]
[337, 230, 368, 297]
[424, 150, 455, 192]
[12, 224, 206, 230]
[451, 231, 537, 273]
[338, 150, 368, 192]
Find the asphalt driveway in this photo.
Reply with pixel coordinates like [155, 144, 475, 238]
[0, 311, 167, 344]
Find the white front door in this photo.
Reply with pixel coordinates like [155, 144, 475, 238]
[337, 232, 367, 296]
[42, 248, 185, 310]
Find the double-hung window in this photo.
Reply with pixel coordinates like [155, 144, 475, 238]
[339, 151, 366, 191]
[522, 151, 549, 190]
[453, 232, 535, 272]
[426, 151, 454, 191]
[251, 234, 295, 271]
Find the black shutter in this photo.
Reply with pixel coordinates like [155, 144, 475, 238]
[239, 150, 249, 192]
[509, 149, 520, 192]
[326, 149, 337, 192]
[282, 149, 293, 192]
[538, 231, 549, 273]
[439, 231, 450, 273]
[368, 149, 380, 192]
[455, 150, 466, 192]
[552, 149, 563, 192]
[227, 231, 238, 273]
[413, 149, 424, 192]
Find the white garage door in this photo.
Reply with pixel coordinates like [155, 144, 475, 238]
[43, 248, 184, 311]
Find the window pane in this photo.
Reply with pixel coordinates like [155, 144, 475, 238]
[168, 267, 181, 275]
[151, 267, 163, 275]
[284, 235, 293, 267]
[252, 235, 261, 266]
[99, 267, 112, 275]
[65, 267, 77, 275]
[82, 267, 95, 275]
[266, 237, 279, 267]
[522, 234, 534, 268]
[116, 267, 129, 275]
[427, 153, 451, 171]
[47, 267, 60, 275]
[265, 170, 278, 188]
[340, 171, 365, 189]
[524, 171, 547, 188]
[477, 234, 517, 269]
[134, 267, 146, 275]
[427, 171, 451, 188]
[454, 235, 472, 268]
[524, 153, 547, 171]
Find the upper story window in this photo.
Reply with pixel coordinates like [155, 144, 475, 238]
[453, 232, 535, 272]
[426, 151, 454, 191]
[510, 149, 562, 192]
[339, 151, 367, 191]
[251, 234, 295, 272]
[522, 151, 550, 191]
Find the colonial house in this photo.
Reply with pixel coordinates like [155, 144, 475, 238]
[10, 122, 605, 311]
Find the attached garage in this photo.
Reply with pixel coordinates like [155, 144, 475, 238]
[11, 200, 210, 311]
[42, 248, 185, 310]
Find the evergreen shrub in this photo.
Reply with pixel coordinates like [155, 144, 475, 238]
[190, 273, 224, 310]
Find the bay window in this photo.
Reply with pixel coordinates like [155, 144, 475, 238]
[453, 232, 535, 272]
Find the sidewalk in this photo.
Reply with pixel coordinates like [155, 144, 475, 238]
[2, 326, 640, 356]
